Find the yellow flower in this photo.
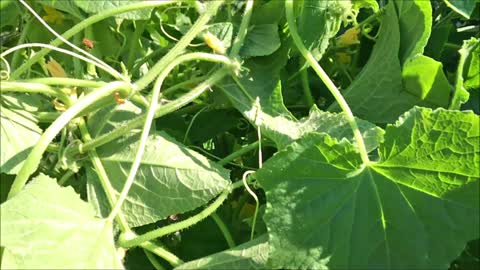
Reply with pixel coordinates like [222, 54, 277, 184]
[42, 6, 64, 24]
[46, 59, 67, 77]
[337, 27, 361, 46]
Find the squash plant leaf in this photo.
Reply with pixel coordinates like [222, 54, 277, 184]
[175, 234, 269, 270]
[274, 106, 384, 151]
[0, 94, 43, 175]
[328, 2, 448, 123]
[394, 0, 432, 64]
[0, 174, 123, 269]
[296, 0, 348, 60]
[257, 107, 479, 269]
[87, 131, 231, 228]
[402, 55, 452, 108]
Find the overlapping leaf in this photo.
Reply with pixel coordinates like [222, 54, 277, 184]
[0, 94, 43, 174]
[87, 130, 231, 228]
[394, 0, 432, 63]
[175, 235, 269, 270]
[0, 174, 122, 269]
[328, 2, 446, 123]
[296, 0, 346, 60]
[256, 107, 479, 269]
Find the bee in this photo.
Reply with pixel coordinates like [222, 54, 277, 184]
[82, 38, 95, 50]
[203, 32, 225, 55]
[114, 92, 125, 105]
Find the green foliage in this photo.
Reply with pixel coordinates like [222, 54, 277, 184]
[0, 174, 122, 269]
[444, 0, 479, 18]
[257, 107, 479, 269]
[0, 1, 478, 269]
[0, 95, 42, 174]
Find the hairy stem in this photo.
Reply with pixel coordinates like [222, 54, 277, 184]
[285, 0, 370, 165]
[107, 53, 234, 223]
[134, 0, 225, 90]
[119, 181, 243, 248]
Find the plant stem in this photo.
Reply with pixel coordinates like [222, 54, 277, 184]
[134, 0, 225, 90]
[127, 20, 147, 71]
[7, 81, 131, 199]
[144, 250, 166, 270]
[161, 75, 209, 97]
[11, 17, 32, 69]
[69, 69, 229, 156]
[107, 53, 234, 223]
[211, 212, 236, 248]
[18, 0, 124, 81]
[218, 141, 260, 166]
[300, 60, 315, 108]
[1, 81, 64, 99]
[120, 181, 244, 248]
[58, 170, 75, 186]
[285, 0, 370, 165]
[11, 1, 176, 79]
[140, 241, 184, 267]
[23, 77, 106, 88]
[229, 0, 254, 58]
[36, 112, 61, 123]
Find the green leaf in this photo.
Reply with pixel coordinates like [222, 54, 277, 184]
[0, 95, 42, 174]
[328, 2, 438, 123]
[74, 0, 153, 20]
[0, 0, 19, 28]
[464, 39, 480, 91]
[175, 235, 269, 270]
[250, 0, 285, 25]
[402, 55, 452, 107]
[273, 106, 384, 151]
[240, 24, 281, 58]
[219, 45, 295, 147]
[394, 0, 432, 63]
[296, 0, 347, 60]
[256, 107, 479, 269]
[39, 0, 85, 20]
[444, 0, 478, 19]
[87, 131, 231, 227]
[0, 174, 123, 269]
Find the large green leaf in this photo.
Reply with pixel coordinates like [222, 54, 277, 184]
[402, 55, 452, 107]
[444, 0, 478, 19]
[0, 95, 42, 174]
[394, 0, 432, 63]
[0, 174, 122, 269]
[328, 2, 441, 123]
[74, 0, 153, 20]
[175, 235, 269, 270]
[275, 106, 384, 151]
[296, 0, 349, 60]
[87, 131, 231, 228]
[256, 107, 479, 269]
